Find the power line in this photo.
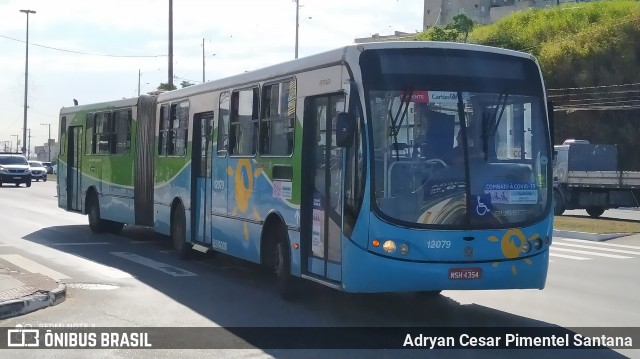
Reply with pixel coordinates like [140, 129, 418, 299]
[0, 33, 166, 58]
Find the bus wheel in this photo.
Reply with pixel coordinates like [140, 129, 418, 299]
[274, 234, 296, 300]
[586, 207, 605, 218]
[171, 204, 191, 260]
[87, 194, 105, 233]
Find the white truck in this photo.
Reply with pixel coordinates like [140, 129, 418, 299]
[553, 140, 640, 217]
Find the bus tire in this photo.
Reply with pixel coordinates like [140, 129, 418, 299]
[586, 207, 605, 218]
[274, 234, 296, 300]
[553, 188, 565, 216]
[87, 193, 106, 234]
[171, 203, 192, 260]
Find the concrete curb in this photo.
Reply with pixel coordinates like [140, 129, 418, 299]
[0, 283, 66, 320]
[553, 230, 628, 241]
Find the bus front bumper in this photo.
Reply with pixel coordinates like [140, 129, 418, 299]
[340, 240, 549, 293]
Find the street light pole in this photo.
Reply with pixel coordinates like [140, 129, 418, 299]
[41, 123, 51, 161]
[202, 38, 205, 83]
[20, 9, 36, 156]
[168, 0, 174, 89]
[295, 0, 299, 59]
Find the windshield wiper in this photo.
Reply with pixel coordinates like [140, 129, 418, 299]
[481, 92, 509, 160]
[388, 91, 412, 162]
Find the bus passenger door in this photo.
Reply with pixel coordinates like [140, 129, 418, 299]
[66, 126, 83, 212]
[301, 94, 345, 283]
[191, 112, 214, 245]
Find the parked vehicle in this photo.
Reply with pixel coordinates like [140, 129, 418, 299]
[553, 140, 640, 217]
[28, 161, 48, 182]
[0, 153, 31, 187]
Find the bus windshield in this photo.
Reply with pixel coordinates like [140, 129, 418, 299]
[362, 48, 551, 229]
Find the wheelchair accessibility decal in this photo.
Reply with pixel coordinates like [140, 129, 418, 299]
[476, 195, 490, 216]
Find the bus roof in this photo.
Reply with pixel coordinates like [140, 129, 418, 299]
[60, 97, 140, 115]
[156, 41, 536, 103]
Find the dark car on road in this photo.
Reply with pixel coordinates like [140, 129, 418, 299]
[28, 161, 48, 182]
[0, 153, 31, 187]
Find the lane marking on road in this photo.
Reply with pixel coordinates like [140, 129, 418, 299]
[550, 247, 632, 259]
[548, 252, 590, 260]
[555, 237, 640, 250]
[110, 252, 197, 277]
[553, 240, 640, 256]
[50, 242, 111, 246]
[0, 254, 70, 280]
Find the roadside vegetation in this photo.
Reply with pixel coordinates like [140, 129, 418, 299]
[554, 215, 640, 234]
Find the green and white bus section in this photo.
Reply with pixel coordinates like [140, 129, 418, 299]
[57, 41, 553, 298]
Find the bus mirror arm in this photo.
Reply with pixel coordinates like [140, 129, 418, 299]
[336, 112, 354, 148]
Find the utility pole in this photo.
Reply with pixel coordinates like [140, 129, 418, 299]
[294, 0, 299, 59]
[202, 38, 205, 83]
[20, 9, 36, 155]
[27, 128, 31, 159]
[168, 0, 174, 89]
[41, 123, 51, 161]
[138, 69, 141, 96]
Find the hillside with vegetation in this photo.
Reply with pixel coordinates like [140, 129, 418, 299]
[416, 0, 640, 169]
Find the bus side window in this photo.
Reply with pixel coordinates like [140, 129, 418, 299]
[229, 87, 259, 156]
[217, 92, 230, 156]
[260, 79, 295, 156]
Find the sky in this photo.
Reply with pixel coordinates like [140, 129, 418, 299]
[0, 0, 424, 153]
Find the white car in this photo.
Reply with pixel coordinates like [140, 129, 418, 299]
[28, 161, 48, 182]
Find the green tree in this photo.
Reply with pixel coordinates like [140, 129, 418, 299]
[415, 14, 474, 42]
[446, 14, 474, 42]
[157, 82, 177, 91]
[180, 80, 194, 88]
[416, 27, 459, 42]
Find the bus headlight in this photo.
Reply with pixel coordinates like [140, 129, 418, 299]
[382, 240, 396, 253]
[399, 243, 410, 256]
[533, 237, 543, 250]
[521, 241, 531, 253]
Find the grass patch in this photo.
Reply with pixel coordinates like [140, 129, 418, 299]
[554, 215, 640, 234]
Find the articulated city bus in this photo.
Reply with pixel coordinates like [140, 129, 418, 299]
[58, 41, 553, 297]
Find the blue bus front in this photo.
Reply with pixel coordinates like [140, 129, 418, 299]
[341, 46, 552, 293]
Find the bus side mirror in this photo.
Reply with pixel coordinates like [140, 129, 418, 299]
[335, 112, 354, 148]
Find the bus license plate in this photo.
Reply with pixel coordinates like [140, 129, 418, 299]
[449, 268, 482, 280]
